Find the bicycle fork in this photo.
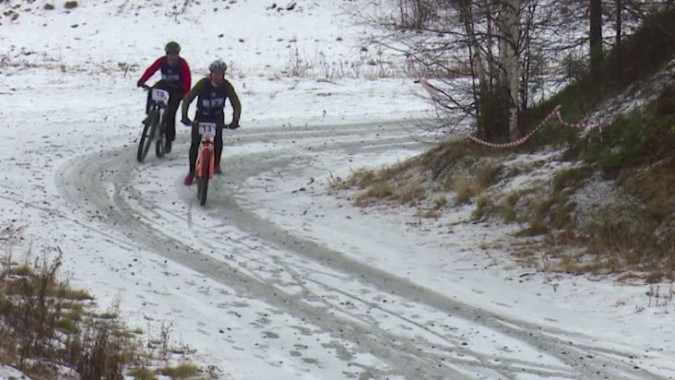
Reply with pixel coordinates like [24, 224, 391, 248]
[196, 140, 215, 180]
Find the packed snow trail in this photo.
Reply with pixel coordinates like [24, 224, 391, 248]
[56, 122, 671, 379]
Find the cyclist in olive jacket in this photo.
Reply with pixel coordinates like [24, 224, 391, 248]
[180, 59, 241, 186]
[137, 41, 192, 153]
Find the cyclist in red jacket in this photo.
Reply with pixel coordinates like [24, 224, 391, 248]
[137, 41, 191, 153]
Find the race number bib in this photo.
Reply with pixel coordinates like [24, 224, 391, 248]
[198, 122, 217, 136]
[151, 88, 170, 103]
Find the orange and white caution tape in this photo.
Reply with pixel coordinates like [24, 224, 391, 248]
[467, 106, 601, 148]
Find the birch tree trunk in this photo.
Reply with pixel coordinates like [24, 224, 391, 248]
[499, 0, 522, 139]
[460, 0, 487, 88]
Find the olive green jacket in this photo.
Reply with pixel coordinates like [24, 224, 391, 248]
[181, 77, 241, 125]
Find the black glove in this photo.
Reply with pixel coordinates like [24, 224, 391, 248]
[137, 81, 143, 88]
[228, 123, 240, 130]
[181, 118, 192, 126]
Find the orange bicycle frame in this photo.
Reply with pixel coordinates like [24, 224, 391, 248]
[195, 134, 215, 180]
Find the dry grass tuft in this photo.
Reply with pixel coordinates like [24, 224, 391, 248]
[475, 161, 504, 189]
[498, 192, 519, 222]
[345, 161, 427, 207]
[332, 125, 674, 281]
[0, 247, 137, 379]
[0, 227, 210, 379]
[353, 182, 393, 206]
[431, 195, 448, 210]
[555, 253, 613, 275]
[340, 139, 507, 211]
[453, 176, 479, 205]
[159, 363, 201, 378]
[396, 180, 426, 205]
[552, 166, 593, 192]
[471, 195, 493, 221]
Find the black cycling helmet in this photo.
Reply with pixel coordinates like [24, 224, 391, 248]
[165, 41, 181, 54]
[209, 59, 227, 73]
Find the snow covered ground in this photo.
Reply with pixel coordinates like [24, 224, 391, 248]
[1, 1, 674, 379]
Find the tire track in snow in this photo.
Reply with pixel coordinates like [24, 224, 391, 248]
[56, 121, 670, 379]
[56, 136, 473, 379]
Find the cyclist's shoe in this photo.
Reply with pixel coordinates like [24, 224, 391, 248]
[183, 172, 194, 186]
[165, 140, 172, 154]
[214, 164, 222, 175]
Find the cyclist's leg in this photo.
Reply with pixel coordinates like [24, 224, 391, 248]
[146, 90, 152, 114]
[184, 123, 200, 185]
[214, 114, 224, 172]
[165, 92, 181, 143]
[189, 122, 201, 173]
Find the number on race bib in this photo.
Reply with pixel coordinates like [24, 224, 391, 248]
[151, 89, 170, 103]
[198, 123, 217, 136]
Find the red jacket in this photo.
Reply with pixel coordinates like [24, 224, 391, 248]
[138, 56, 191, 95]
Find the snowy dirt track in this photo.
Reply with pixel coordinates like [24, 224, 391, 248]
[0, 59, 672, 380]
[53, 121, 673, 380]
[2, 0, 675, 378]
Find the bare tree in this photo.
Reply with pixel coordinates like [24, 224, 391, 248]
[355, 0, 673, 141]
[590, 0, 603, 73]
[395, 0, 536, 140]
[616, 0, 623, 46]
[623, 0, 675, 40]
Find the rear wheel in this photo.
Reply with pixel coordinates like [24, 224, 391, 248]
[137, 111, 158, 162]
[197, 152, 210, 206]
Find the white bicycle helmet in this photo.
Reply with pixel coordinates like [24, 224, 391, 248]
[209, 59, 228, 73]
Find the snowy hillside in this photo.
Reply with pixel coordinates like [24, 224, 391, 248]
[1, 1, 675, 379]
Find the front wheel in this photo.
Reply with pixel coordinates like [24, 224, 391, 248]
[155, 136, 165, 158]
[155, 113, 167, 158]
[197, 153, 210, 206]
[137, 112, 158, 162]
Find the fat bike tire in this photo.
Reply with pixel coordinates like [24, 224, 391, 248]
[137, 114, 158, 162]
[198, 158, 210, 206]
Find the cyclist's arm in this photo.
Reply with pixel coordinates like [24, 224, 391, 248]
[179, 59, 192, 95]
[181, 77, 207, 121]
[138, 57, 164, 84]
[225, 80, 242, 125]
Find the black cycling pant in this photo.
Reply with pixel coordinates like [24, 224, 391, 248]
[189, 113, 224, 173]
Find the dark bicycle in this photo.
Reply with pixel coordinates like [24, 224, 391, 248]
[137, 84, 170, 162]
